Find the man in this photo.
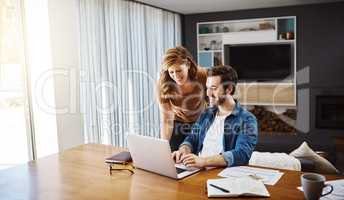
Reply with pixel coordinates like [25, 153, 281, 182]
[172, 65, 258, 168]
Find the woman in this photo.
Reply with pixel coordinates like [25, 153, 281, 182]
[158, 46, 207, 151]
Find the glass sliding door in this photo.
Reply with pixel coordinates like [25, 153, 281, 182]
[0, 0, 33, 169]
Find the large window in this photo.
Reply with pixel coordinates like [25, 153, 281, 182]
[0, 0, 32, 169]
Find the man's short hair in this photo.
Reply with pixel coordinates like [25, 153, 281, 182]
[207, 65, 238, 95]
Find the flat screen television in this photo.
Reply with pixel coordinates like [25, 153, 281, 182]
[224, 43, 292, 82]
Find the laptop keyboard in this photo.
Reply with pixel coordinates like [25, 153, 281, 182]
[176, 167, 187, 174]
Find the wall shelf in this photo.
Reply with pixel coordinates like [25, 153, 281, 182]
[197, 16, 297, 106]
[199, 33, 224, 36]
[199, 50, 222, 53]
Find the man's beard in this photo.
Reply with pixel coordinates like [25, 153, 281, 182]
[218, 95, 227, 105]
[211, 91, 227, 105]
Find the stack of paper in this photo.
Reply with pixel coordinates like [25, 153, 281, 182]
[218, 166, 284, 185]
[207, 176, 270, 198]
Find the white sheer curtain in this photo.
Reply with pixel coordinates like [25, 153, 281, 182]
[79, 0, 181, 147]
[0, 0, 29, 167]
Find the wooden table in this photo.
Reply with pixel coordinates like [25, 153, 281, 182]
[0, 144, 342, 200]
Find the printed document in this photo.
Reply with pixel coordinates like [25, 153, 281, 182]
[218, 166, 284, 185]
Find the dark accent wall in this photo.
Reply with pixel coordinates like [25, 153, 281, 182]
[182, 2, 344, 136]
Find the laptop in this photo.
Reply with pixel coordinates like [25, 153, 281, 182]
[127, 134, 200, 179]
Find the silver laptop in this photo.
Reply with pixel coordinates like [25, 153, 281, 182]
[127, 134, 200, 179]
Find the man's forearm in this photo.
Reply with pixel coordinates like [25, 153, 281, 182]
[204, 155, 227, 167]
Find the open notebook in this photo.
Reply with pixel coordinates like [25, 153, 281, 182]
[207, 176, 270, 198]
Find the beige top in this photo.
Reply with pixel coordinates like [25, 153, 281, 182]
[169, 69, 207, 123]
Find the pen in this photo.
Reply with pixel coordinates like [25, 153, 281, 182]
[209, 184, 230, 193]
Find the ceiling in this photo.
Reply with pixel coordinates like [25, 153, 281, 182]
[136, 0, 344, 14]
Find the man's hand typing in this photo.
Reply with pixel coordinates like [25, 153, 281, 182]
[172, 145, 191, 163]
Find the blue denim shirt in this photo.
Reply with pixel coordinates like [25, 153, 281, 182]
[180, 101, 258, 167]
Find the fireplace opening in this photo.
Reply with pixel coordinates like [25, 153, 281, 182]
[316, 95, 344, 129]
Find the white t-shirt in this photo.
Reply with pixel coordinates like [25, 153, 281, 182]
[199, 114, 229, 157]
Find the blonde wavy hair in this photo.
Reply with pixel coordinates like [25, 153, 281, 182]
[158, 46, 198, 103]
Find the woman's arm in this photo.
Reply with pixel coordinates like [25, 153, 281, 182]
[159, 102, 175, 140]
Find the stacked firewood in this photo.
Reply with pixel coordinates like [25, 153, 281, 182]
[249, 106, 297, 135]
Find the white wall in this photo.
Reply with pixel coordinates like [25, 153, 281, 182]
[48, 0, 83, 151]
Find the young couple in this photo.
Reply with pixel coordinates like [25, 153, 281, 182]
[158, 46, 258, 169]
